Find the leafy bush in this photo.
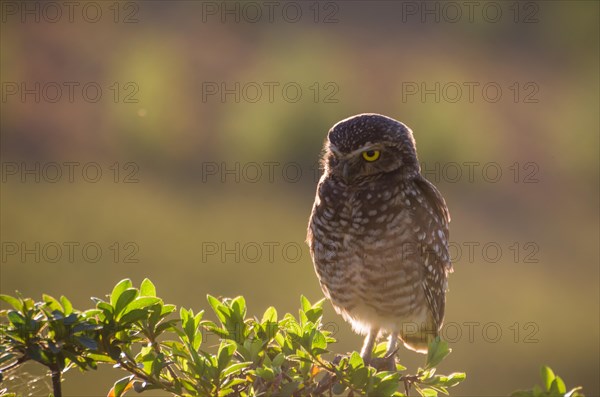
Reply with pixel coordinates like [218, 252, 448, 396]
[511, 366, 584, 397]
[0, 279, 581, 397]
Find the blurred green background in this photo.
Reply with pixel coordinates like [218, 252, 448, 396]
[1, 1, 598, 396]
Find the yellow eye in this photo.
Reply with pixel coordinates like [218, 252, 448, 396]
[362, 150, 380, 162]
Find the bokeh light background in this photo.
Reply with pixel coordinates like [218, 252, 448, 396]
[1, 1, 598, 396]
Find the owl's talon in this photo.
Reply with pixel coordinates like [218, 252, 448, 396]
[366, 355, 397, 372]
[314, 372, 336, 394]
[385, 347, 400, 361]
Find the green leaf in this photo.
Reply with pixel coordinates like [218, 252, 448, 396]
[195, 311, 204, 324]
[0, 352, 16, 366]
[350, 366, 369, 389]
[375, 378, 401, 395]
[218, 388, 237, 396]
[42, 294, 63, 313]
[279, 381, 300, 396]
[181, 308, 202, 348]
[311, 329, 327, 353]
[422, 371, 466, 389]
[550, 376, 566, 394]
[60, 296, 73, 315]
[7, 311, 25, 326]
[207, 295, 229, 325]
[0, 295, 23, 311]
[420, 368, 436, 381]
[272, 352, 285, 367]
[155, 319, 180, 335]
[231, 296, 246, 318]
[395, 363, 407, 371]
[217, 340, 236, 371]
[541, 365, 556, 391]
[161, 304, 176, 315]
[140, 279, 156, 297]
[372, 341, 389, 359]
[261, 306, 277, 323]
[222, 362, 252, 377]
[207, 295, 221, 312]
[312, 297, 326, 309]
[180, 307, 190, 323]
[425, 337, 451, 370]
[110, 279, 133, 307]
[97, 301, 114, 315]
[179, 379, 198, 393]
[76, 336, 98, 350]
[28, 344, 50, 365]
[63, 313, 78, 326]
[114, 288, 138, 316]
[256, 366, 275, 381]
[438, 372, 466, 387]
[111, 375, 134, 397]
[419, 388, 438, 397]
[122, 297, 161, 314]
[300, 295, 311, 313]
[119, 309, 149, 324]
[22, 297, 34, 311]
[298, 309, 309, 326]
[87, 353, 116, 363]
[348, 351, 364, 369]
[332, 382, 346, 394]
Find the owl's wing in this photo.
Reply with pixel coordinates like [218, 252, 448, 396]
[413, 176, 452, 328]
[414, 176, 450, 230]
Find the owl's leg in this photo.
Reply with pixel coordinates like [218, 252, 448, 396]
[360, 328, 379, 363]
[367, 332, 399, 372]
[385, 332, 399, 358]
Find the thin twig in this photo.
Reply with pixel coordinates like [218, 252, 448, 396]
[0, 355, 29, 373]
[50, 366, 62, 397]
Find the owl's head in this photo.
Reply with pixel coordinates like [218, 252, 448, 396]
[322, 113, 420, 185]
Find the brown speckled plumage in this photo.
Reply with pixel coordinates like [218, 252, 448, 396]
[307, 114, 452, 359]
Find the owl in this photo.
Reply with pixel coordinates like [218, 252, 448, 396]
[307, 113, 452, 366]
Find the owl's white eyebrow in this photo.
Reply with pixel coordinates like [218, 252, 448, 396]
[348, 143, 379, 156]
[329, 143, 380, 157]
[328, 144, 343, 156]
